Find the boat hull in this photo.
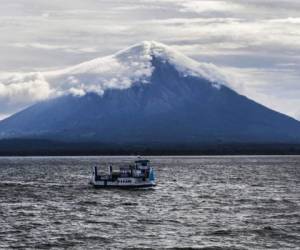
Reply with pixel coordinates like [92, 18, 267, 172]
[90, 178, 156, 188]
[91, 183, 156, 189]
[90, 180, 156, 188]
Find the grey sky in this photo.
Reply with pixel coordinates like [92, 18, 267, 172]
[0, 0, 300, 120]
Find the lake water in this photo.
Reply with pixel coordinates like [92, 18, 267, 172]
[0, 156, 299, 249]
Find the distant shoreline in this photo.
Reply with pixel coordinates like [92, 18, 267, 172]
[0, 139, 300, 156]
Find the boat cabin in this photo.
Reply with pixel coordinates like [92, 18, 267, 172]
[135, 159, 150, 170]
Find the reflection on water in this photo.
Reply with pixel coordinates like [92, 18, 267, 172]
[0, 156, 299, 249]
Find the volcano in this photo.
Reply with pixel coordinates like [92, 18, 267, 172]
[0, 41, 300, 151]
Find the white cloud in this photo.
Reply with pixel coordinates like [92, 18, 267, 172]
[0, 73, 51, 105]
[0, 42, 155, 109]
[0, 72, 52, 119]
[180, 1, 242, 13]
[11, 42, 99, 54]
[269, 17, 300, 24]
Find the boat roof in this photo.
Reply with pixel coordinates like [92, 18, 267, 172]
[135, 159, 150, 163]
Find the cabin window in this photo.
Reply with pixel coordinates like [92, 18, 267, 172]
[120, 179, 131, 183]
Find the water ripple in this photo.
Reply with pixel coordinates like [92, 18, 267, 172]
[0, 156, 299, 249]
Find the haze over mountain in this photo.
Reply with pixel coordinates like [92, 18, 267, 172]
[0, 41, 300, 149]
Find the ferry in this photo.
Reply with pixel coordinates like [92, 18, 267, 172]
[90, 159, 156, 188]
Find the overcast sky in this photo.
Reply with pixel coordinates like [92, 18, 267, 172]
[0, 0, 300, 120]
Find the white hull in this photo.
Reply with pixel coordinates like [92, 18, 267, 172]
[90, 179, 156, 188]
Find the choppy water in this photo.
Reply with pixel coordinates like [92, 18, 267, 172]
[0, 156, 299, 249]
